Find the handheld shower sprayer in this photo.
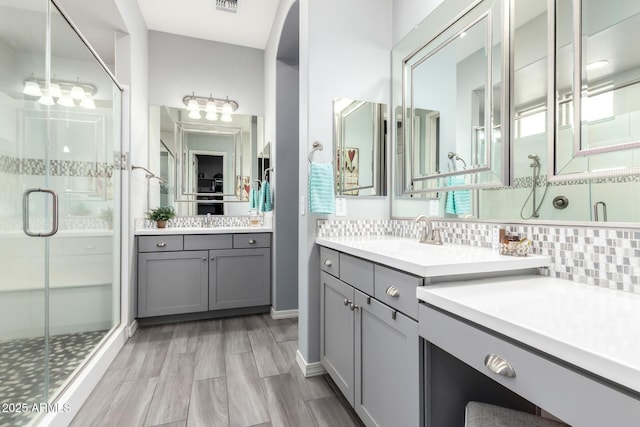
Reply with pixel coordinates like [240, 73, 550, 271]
[520, 153, 549, 219]
[528, 154, 540, 167]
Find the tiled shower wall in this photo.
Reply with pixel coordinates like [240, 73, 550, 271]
[317, 219, 640, 294]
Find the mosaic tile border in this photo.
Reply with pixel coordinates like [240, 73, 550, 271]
[0, 217, 113, 232]
[317, 219, 640, 294]
[0, 156, 114, 178]
[135, 215, 258, 229]
[483, 173, 640, 191]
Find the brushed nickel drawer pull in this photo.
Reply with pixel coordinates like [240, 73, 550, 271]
[249, 239, 256, 244]
[484, 354, 516, 378]
[386, 286, 400, 297]
[156, 241, 167, 248]
[392, 310, 397, 320]
[324, 259, 332, 266]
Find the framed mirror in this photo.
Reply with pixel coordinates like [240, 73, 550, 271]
[333, 98, 387, 196]
[551, 0, 640, 181]
[395, 0, 510, 196]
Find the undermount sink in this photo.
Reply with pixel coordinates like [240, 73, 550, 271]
[315, 236, 550, 277]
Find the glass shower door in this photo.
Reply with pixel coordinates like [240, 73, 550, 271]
[0, 1, 122, 425]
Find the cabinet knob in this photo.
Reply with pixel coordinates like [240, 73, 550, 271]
[343, 299, 350, 306]
[157, 241, 166, 248]
[211, 256, 215, 260]
[324, 259, 332, 266]
[386, 286, 400, 297]
[349, 303, 359, 311]
[248, 239, 256, 244]
[202, 257, 207, 262]
[484, 354, 516, 378]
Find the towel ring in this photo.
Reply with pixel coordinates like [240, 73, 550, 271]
[308, 141, 323, 163]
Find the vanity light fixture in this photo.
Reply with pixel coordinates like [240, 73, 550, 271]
[182, 93, 239, 122]
[22, 75, 97, 109]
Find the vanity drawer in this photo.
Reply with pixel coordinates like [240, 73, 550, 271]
[339, 253, 374, 295]
[184, 234, 233, 250]
[420, 304, 640, 427]
[320, 247, 340, 277]
[233, 233, 271, 249]
[374, 265, 422, 319]
[139, 235, 183, 252]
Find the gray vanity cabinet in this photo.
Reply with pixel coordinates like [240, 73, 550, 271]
[354, 291, 419, 427]
[138, 250, 209, 317]
[209, 248, 271, 310]
[320, 250, 420, 427]
[320, 271, 356, 405]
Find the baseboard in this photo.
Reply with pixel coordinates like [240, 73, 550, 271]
[127, 320, 138, 338]
[270, 307, 299, 319]
[39, 325, 128, 426]
[295, 350, 327, 378]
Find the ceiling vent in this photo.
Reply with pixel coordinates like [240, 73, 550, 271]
[216, 0, 238, 13]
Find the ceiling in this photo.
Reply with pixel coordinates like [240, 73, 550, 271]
[136, 0, 281, 50]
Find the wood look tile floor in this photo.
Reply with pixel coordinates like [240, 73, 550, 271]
[71, 315, 364, 427]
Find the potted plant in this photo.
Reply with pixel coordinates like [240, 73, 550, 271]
[100, 207, 114, 229]
[147, 206, 175, 228]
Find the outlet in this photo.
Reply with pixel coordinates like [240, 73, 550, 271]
[335, 198, 347, 216]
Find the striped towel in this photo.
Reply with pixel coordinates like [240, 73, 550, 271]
[259, 180, 272, 212]
[308, 162, 335, 214]
[249, 188, 258, 210]
[445, 175, 471, 215]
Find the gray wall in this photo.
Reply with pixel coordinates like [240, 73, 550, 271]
[147, 31, 265, 116]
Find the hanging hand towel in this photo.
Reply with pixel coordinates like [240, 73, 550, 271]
[249, 188, 258, 210]
[445, 175, 472, 215]
[259, 180, 272, 212]
[308, 162, 335, 214]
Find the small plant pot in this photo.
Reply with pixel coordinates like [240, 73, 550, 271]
[157, 220, 167, 229]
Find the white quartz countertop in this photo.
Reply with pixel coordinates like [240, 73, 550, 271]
[315, 236, 549, 277]
[416, 275, 640, 393]
[135, 226, 273, 236]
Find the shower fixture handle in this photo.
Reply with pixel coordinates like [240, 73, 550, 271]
[22, 188, 59, 238]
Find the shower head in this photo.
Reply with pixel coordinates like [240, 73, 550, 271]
[528, 154, 540, 167]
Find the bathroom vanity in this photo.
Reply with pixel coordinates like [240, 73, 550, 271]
[135, 227, 272, 320]
[315, 236, 550, 427]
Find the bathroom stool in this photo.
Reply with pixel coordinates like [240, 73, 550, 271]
[465, 402, 568, 427]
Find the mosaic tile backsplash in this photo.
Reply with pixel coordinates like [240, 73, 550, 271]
[317, 219, 640, 294]
[136, 215, 259, 229]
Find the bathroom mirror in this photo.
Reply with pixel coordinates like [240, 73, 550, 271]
[393, 0, 640, 223]
[151, 105, 260, 213]
[333, 98, 387, 196]
[551, 0, 640, 181]
[394, 0, 510, 196]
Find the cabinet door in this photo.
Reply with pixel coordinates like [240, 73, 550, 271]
[138, 251, 209, 317]
[354, 290, 419, 427]
[320, 271, 355, 405]
[209, 248, 271, 310]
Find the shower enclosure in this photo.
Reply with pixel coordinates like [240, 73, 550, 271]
[0, 1, 122, 425]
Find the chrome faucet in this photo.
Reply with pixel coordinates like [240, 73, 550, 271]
[205, 213, 215, 228]
[414, 215, 443, 245]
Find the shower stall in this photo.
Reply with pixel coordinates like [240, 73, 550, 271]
[0, 1, 122, 425]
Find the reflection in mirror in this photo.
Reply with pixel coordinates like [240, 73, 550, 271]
[553, 0, 640, 180]
[333, 98, 387, 196]
[152, 106, 261, 215]
[397, 0, 509, 197]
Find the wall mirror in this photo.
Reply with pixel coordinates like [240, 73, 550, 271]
[333, 98, 387, 196]
[393, 0, 640, 223]
[551, 0, 640, 181]
[150, 105, 260, 215]
[394, 0, 510, 196]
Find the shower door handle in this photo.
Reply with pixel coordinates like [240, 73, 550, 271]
[23, 188, 59, 237]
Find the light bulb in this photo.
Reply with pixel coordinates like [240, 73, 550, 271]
[49, 83, 62, 98]
[188, 109, 201, 119]
[80, 94, 96, 109]
[70, 84, 85, 100]
[23, 80, 42, 97]
[57, 94, 75, 107]
[206, 99, 217, 113]
[221, 98, 233, 114]
[206, 111, 218, 121]
[187, 98, 199, 111]
[220, 113, 232, 122]
[38, 94, 55, 106]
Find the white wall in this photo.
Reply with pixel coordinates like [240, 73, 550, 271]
[392, 0, 445, 45]
[148, 31, 265, 116]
